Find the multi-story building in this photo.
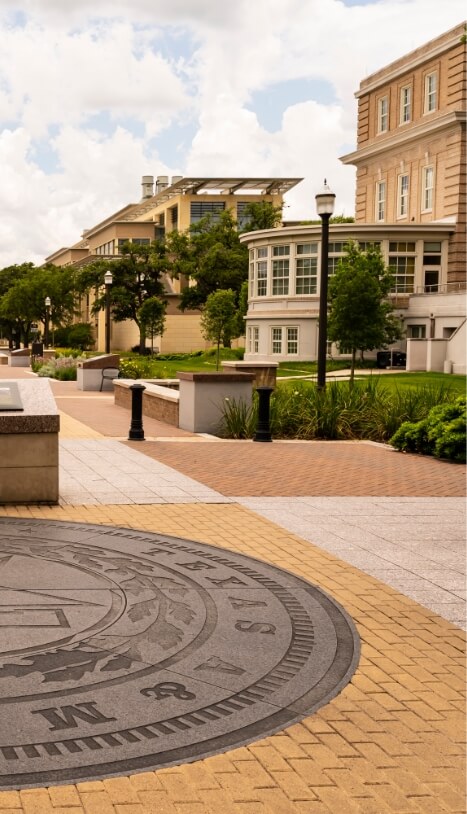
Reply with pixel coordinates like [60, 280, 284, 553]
[46, 176, 301, 352]
[241, 23, 466, 373]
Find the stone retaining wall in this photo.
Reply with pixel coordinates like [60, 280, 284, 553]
[114, 380, 179, 426]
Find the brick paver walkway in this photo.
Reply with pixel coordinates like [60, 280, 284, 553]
[0, 366, 465, 812]
[127, 439, 466, 497]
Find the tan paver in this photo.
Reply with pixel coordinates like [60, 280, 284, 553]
[0, 502, 464, 814]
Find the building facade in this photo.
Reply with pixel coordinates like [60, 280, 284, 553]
[45, 177, 301, 353]
[241, 23, 466, 373]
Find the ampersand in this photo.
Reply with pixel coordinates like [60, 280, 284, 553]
[140, 682, 196, 700]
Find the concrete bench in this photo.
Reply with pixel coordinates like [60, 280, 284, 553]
[77, 354, 120, 391]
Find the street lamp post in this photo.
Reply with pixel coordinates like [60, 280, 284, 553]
[104, 270, 113, 354]
[44, 296, 51, 349]
[315, 180, 336, 390]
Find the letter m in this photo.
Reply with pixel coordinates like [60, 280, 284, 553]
[32, 701, 116, 731]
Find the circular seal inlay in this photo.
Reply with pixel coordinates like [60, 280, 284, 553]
[0, 518, 360, 789]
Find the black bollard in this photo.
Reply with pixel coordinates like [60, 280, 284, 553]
[128, 383, 146, 440]
[254, 386, 273, 442]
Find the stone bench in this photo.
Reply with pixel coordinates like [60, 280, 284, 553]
[114, 379, 179, 426]
[9, 348, 31, 367]
[77, 354, 120, 391]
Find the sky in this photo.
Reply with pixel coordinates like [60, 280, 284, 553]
[0, 0, 465, 267]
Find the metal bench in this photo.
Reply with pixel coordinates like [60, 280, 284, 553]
[100, 367, 120, 391]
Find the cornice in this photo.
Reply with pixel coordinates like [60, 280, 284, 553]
[340, 111, 466, 165]
[355, 27, 466, 97]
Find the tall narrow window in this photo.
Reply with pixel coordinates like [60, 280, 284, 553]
[271, 328, 282, 354]
[376, 181, 386, 222]
[397, 174, 409, 218]
[400, 86, 411, 124]
[424, 72, 437, 113]
[248, 326, 259, 354]
[422, 166, 434, 212]
[287, 327, 299, 355]
[377, 96, 388, 133]
[295, 243, 318, 294]
[256, 261, 267, 296]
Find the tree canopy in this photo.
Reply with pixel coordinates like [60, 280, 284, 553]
[240, 201, 283, 232]
[0, 263, 77, 347]
[327, 241, 403, 383]
[200, 289, 238, 369]
[165, 210, 249, 312]
[77, 241, 168, 352]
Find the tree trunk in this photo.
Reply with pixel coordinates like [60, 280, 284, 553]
[216, 341, 220, 371]
[139, 328, 146, 355]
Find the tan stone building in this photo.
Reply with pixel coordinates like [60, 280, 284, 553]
[341, 21, 466, 287]
[46, 177, 300, 352]
[241, 24, 466, 373]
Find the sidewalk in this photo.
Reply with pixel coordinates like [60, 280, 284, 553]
[0, 370, 465, 813]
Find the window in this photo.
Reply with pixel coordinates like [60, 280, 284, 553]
[400, 86, 411, 124]
[376, 181, 386, 222]
[295, 243, 318, 294]
[236, 202, 250, 229]
[287, 327, 298, 355]
[117, 239, 129, 253]
[424, 72, 437, 113]
[190, 201, 225, 223]
[377, 96, 388, 133]
[258, 247, 268, 258]
[327, 242, 346, 276]
[248, 326, 259, 354]
[256, 261, 268, 296]
[423, 241, 441, 292]
[422, 166, 434, 212]
[132, 238, 150, 246]
[388, 242, 416, 293]
[296, 258, 317, 294]
[408, 325, 426, 339]
[271, 327, 282, 354]
[272, 245, 290, 257]
[272, 259, 289, 295]
[397, 174, 409, 218]
[249, 262, 254, 297]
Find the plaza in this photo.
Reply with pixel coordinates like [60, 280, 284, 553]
[0, 364, 465, 813]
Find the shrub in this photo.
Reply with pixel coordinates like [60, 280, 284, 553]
[390, 396, 466, 462]
[217, 379, 464, 449]
[36, 354, 86, 380]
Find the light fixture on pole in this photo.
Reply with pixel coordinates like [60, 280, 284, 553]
[104, 270, 113, 354]
[315, 179, 335, 390]
[44, 296, 51, 349]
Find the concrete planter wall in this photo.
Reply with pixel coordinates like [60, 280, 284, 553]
[0, 379, 59, 504]
[178, 371, 254, 434]
[114, 380, 179, 427]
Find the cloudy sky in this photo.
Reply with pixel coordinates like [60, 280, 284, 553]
[0, 1, 464, 267]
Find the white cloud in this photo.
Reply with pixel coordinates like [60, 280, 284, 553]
[0, 0, 465, 266]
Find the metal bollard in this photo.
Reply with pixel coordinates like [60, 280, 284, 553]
[128, 383, 146, 441]
[254, 386, 273, 442]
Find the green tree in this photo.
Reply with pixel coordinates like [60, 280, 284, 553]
[0, 264, 77, 347]
[200, 289, 238, 370]
[327, 241, 403, 384]
[0, 263, 34, 347]
[240, 201, 283, 231]
[78, 241, 167, 353]
[165, 210, 248, 311]
[138, 296, 166, 354]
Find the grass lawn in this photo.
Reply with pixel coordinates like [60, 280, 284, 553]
[278, 370, 466, 396]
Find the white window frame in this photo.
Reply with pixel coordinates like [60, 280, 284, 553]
[399, 85, 411, 125]
[422, 166, 434, 212]
[256, 260, 268, 297]
[408, 325, 426, 339]
[397, 174, 409, 219]
[272, 259, 289, 295]
[295, 243, 318, 295]
[424, 72, 437, 113]
[248, 326, 259, 354]
[271, 327, 283, 355]
[377, 96, 388, 134]
[286, 327, 299, 355]
[375, 180, 386, 222]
